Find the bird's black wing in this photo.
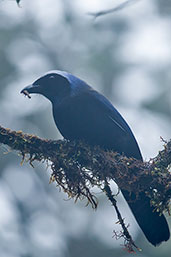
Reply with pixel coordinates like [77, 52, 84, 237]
[53, 88, 142, 160]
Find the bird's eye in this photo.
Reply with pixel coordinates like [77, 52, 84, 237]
[49, 75, 55, 79]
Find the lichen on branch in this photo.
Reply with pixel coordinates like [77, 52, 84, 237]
[0, 125, 170, 252]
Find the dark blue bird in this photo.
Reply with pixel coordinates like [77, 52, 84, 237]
[21, 70, 170, 246]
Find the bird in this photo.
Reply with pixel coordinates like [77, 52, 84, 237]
[21, 70, 170, 246]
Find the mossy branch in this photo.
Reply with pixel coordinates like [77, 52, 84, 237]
[0, 125, 170, 252]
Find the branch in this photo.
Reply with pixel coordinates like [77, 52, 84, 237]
[0, 125, 170, 252]
[87, 0, 140, 19]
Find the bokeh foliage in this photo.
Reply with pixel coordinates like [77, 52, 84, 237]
[0, 1, 170, 257]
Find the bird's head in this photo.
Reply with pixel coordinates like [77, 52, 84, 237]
[20, 70, 81, 103]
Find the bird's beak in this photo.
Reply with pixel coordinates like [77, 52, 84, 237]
[20, 84, 40, 99]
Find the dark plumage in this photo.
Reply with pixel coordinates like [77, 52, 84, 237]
[21, 70, 170, 246]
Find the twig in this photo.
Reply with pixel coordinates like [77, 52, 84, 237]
[104, 180, 142, 252]
[87, 0, 140, 19]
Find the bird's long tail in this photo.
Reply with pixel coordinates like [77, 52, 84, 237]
[122, 190, 170, 246]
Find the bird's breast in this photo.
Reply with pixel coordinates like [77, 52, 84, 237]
[52, 100, 86, 140]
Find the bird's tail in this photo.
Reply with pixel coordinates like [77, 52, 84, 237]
[122, 190, 170, 246]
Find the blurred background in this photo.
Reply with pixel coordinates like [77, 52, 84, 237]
[0, 0, 170, 256]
